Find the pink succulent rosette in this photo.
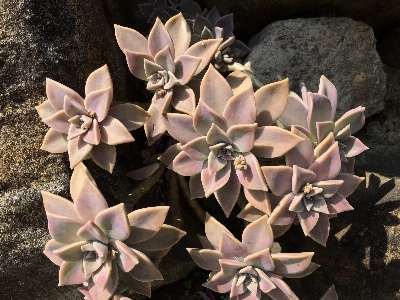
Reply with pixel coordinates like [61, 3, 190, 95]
[36, 65, 150, 173]
[188, 214, 318, 300]
[78, 282, 131, 300]
[279, 75, 368, 173]
[42, 163, 186, 299]
[262, 129, 365, 245]
[115, 13, 222, 144]
[159, 65, 304, 217]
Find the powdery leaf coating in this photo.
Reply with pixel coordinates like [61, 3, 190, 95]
[42, 163, 186, 298]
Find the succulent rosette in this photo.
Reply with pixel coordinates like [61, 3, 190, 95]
[188, 214, 318, 300]
[191, 7, 251, 71]
[159, 65, 304, 217]
[115, 13, 222, 144]
[262, 129, 364, 245]
[78, 282, 131, 300]
[35, 65, 150, 173]
[279, 75, 368, 173]
[42, 163, 186, 299]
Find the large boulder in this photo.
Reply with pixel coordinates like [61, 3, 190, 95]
[245, 17, 386, 118]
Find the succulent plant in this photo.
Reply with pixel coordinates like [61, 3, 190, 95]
[159, 66, 304, 217]
[78, 282, 131, 300]
[42, 163, 186, 299]
[115, 13, 222, 145]
[36, 65, 150, 173]
[262, 129, 365, 245]
[188, 214, 318, 300]
[191, 7, 251, 71]
[135, 0, 181, 24]
[279, 76, 368, 173]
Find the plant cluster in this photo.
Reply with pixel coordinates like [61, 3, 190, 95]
[36, 2, 366, 299]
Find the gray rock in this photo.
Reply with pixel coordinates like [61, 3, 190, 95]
[245, 17, 386, 118]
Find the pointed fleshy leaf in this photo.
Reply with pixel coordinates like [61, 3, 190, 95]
[267, 276, 299, 300]
[308, 213, 330, 246]
[206, 123, 231, 145]
[325, 192, 354, 214]
[219, 230, 249, 259]
[199, 64, 233, 116]
[288, 193, 305, 212]
[235, 152, 268, 191]
[205, 213, 233, 250]
[253, 126, 304, 159]
[343, 137, 368, 157]
[154, 45, 175, 73]
[108, 103, 151, 131]
[83, 254, 103, 278]
[91, 142, 116, 173]
[314, 180, 343, 198]
[279, 91, 308, 129]
[119, 271, 151, 297]
[223, 86, 256, 127]
[184, 38, 223, 75]
[42, 190, 79, 220]
[158, 143, 181, 166]
[193, 14, 213, 34]
[292, 165, 317, 194]
[46, 213, 84, 244]
[36, 100, 57, 120]
[187, 248, 223, 271]
[242, 214, 273, 253]
[190, 173, 206, 199]
[82, 119, 101, 145]
[219, 259, 246, 275]
[114, 24, 149, 55]
[334, 106, 365, 134]
[93, 259, 112, 290]
[129, 249, 163, 281]
[70, 162, 109, 222]
[181, 136, 210, 161]
[84, 87, 112, 122]
[151, 89, 173, 114]
[126, 206, 169, 244]
[77, 221, 108, 244]
[203, 271, 235, 293]
[42, 110, 70, 134]
[110, 240, 139, 272]
[320, 285, 338, 300]
[255, 78, 289, 126]
[63, 95, 88, 118]
[44, 239, 66, 266]
[144, 104, 167, 145]
[193, 100, 227, 136]
[198, 235, 215, 250]
[202, 162, 231, 197]
[243, 188, 271, 214]
[226, 71, 253, 96]
[316, 121, 335, 144]
[132, 224, 186, 251]
[307, 93, 332, 138]
[244, 248, 275, 273]
[314, 132, 335, 160]
[335, 124, 351, 143]
[95, 204, 130, 241]
[88, 260, 119, 300]
[283, 126, 314, 170]
[227, 124, 257, 153]
[215, 168, 241, 217]
[163, 113, 200, 144]
[299, 209, 319, 236]
[127, 164, 160, 180]
[256, 268, 276, 293]
[58, 260, 88, 286]
[148, 18, 175, 58]
[46, 78, 84, 111]
[170, 85, 196, 115]
[174, 55, 202, 85]
[267, 193, 296, 226]
[318, 76, 337, 120]
[165, 13, 191, 57]
[100, 116, 134, 145]
[85, 65, 113, 97]
[53, 241, 87, 262]
[68, 137, 93, 169]
[335, 173, 364, 198]
[261, 166, 293, 196]
[309, 142, 341, 181]
[144, 59, 164, 77]
[170, 151, 204, 176]
[272, 252, 314, 275]
[41, 128, 68, 153]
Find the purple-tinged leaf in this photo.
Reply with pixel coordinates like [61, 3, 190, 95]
[307, 92, 332, 138]
[271, 252, 314, 275]
[151, 89, 173, 115]
[314, 180, 343, 198]
[163, 113, 200, 143]
[127, 164, 160, 180]
[299, 210, 319, 235]
[120, 271, 152, 297]
[82, 119, 101, 145]
[77, 221, 108, 244]
[227, 124, 257, 153]
[256, 268, 276, 293]
[47, 213, 84, 244]
[44, 239, 65, 266]
[267, 275, 299, 300]
[253, 126, 304, 159]
[132, 224, 186, 251]
[63, 95, 88, 118]
[219, 230, 249, 259]
[223, 86, 256, 127]
[108, 103, 151, 131]
[335, 173, 364, 198]
[334, 124, 351, 143]
[343, 136, 368, 157]
[318, 75, 337, 121]
[190, 173, 206, 198]
[58, 260, 88, 286]
[144, 59, 164, 78]
[207, 150, 227, 174]
[204, 213, 232, 250]
[95, 204, 130, 241]
[158, 143, 181, 166]
[187, 248, 223, 271]
[130, 249, 163, 281]
[326, 192, 354, 214]
[244, 248, 275, 271]
[110, 240, 139, 272]
[148, 18, 175, 58]
[236, 152, 268, 191]
[92, 259, 112, 290]
[243, 188, 271, 215]
[202, 162, 231, 197]
[279, 91, 308, 129]
[261, 166, 293, 196]
[85, 65, 113, 97]
[125, 50, 153, 80]
[165, 13, 191, 57]
[154, 45, 175, 72]
[185, 39, 223, 75]
[203, 271, 234, 293]
[255, 78, 289, 127]
[215, 14, 234, 37]
[170, 151, 204, 176]
[174, 55, 202, 85]
[268, 193, 296, 226]
[285, 126, 313, 169]
[144, 104, 167, 146]
[198, 235, 215, 250]
[316, 121, 335, 144]
[181, 136, 210, 161]
[126, 206, 169, 244]
[314, 132, 335, 160]
[309, 142, 341, 181]
[42, 110, 70, 134]
[307, 213, 330, 246]
[46, 78, 84, 111]
[100, 116, 135, 145]
[42, 190, 79, 220]
[171, 85, 196, 115]
[53, 241, 87, 262]
[114, 24, 149, 55]
[91, 142, 116, 173]
[242, 214, 273, 253]
[320, 285, 338, 300]
[219, 259, 246, 275]
[334, 106, 365, 134]
[193, 101, 227, 136]
[193, 14, 213, 33]
[36, 100, 57, 120]
[206, 123, 231, 145]
[226, 71, 253, 96]
[292, 165, 317, 194]
[88, 261, 119, 300]
[215, 168, 241, 217]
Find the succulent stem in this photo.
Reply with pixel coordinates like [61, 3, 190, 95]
[177, 175, 206, 223]
[166, 170, 184, 229]
[126, 164, 167, 208]
[226, 62, 264, 89]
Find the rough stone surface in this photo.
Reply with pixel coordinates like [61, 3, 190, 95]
[245, 17, 386, 118]
[197, 0, 400, 41]
[0, 0, 196, 299]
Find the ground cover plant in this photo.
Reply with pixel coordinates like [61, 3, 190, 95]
[36, 1, 366, 299]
